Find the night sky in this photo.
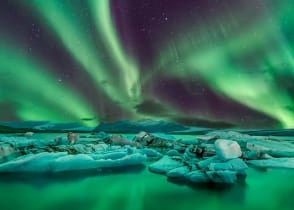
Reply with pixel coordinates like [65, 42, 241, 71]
[1, 0, 294, 128]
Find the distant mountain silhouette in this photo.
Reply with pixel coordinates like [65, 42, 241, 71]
[94, 120, 189, 133]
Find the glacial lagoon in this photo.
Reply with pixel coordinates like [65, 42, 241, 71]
[0, 163, 294, 210]
[1, 133, 294, 210]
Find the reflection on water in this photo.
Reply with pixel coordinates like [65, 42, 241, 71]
[0, 165, 146, 188]
[0, 167, 294, 210]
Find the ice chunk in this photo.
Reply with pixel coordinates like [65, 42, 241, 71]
[0, 148, 147, 173]
[24, 132, 34, 138]
[197, 156, 218, 169]
[52, 154, 97, 172]
[0, 144, 15, 156]
[198, 135, 219, 144]
[208, 158, 248, 171]
[0, 144, 17, 163]
[166, 149, 181, 157]
[185, 170, 210, 183]
[151, 132, 177, 141]
[0, 152, 67, 172]
[247, 158, 294, 169]
[167, 166, 190, 178]
[71, 144, 109, 154]
[0, 136, 35, 148]
[91, 151, 128, 160]
[177, 139, 198, 145]
[149, 155, 183, 174]
[206, 131, 250, 140]
[214, 139, 242, 161]
[139, 148, 162, 158]
[95, 153, 146, 168]
[207, 170, 238, 184]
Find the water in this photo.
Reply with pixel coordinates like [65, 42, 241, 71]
[0, 167, 294, 210]
[1, 132, 294, 210]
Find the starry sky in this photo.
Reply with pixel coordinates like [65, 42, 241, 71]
[1, 0, 294, 128]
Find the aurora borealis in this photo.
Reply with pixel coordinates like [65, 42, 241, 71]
[1, 0, 294, 128]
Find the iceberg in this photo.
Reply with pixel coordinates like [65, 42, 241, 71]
[149, 155, 183, 174]
[247, 158, 294, 169]
[208, 158, 248, 171]
[0, 152, 67, 173]
[0, 149, 147, 173]
[167, 166, 190, 178]
[1, 129, 294, 187]
[185, 171, 210, 183]
[206, 170, 238, 184]
[215, 139, 242, 161]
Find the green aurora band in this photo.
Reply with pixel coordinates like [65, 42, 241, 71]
[27, 0, 142, 115]
[1, 0, 294, 128]
[157, 1, 294, 128]
[0, 40, 98, 126]
[90, 0, 141, 103]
